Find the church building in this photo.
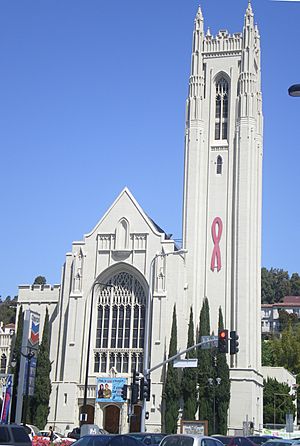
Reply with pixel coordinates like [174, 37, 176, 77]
[17, 2, 263, 434]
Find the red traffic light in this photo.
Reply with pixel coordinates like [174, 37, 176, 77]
[218, 329, 228, 353]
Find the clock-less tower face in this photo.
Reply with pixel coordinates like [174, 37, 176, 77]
[182, 4, 263, 429]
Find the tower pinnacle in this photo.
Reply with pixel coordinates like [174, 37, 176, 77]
[245, 0, 254, 19]
[196, 5, 203, 21]
[194, 5, 204, 32]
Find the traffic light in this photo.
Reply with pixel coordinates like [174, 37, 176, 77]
[139, 377, 144, 401]
[143, 378, 151, 401]
[218, 329, 228, 353]
[121, 384, 128, 401]
[230, 330, 239, 355]
[144, 378, 151, 401]
[140, 377, 151, 401]
[131, 370, 140, 405]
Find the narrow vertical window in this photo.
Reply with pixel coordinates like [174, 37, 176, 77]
[216, 156, 223, 175]
[0, 354, 7, 373]
[94, 353, 100, 372]
[215, 77, 229, 140]
[115, 218, 129, 250]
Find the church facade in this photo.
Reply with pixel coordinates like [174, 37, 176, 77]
[17, 3, 263, 434]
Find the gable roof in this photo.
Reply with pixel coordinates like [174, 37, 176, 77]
[84, 187, 172, 240]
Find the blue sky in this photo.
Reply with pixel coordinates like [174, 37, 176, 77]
[1, 0, 300, 298]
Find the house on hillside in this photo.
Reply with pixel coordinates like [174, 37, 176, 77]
[261, 296, 300, 334]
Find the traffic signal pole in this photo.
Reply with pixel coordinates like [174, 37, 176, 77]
[140, 337, 214, 432]
[140, 332, 239, 431]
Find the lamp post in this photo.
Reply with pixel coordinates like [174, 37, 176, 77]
[208, 377, 221, 434]
[141, 248, 188, 432]
[80, 281, 114, 425]
[288, 84, 300, 97]
[22, 350, 35, 426]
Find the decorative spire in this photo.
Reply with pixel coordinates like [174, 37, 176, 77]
[245, 0, 254, 18]
[194, 5, 204, 31]
[243, 0, 254, 31]
[255, 23, 260, 39]
[196, 5, 203, 21]
[206, 27, 211, 37]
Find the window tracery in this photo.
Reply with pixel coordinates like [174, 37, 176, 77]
[94, 271, 146, 374]
[215, 77, 229, 140]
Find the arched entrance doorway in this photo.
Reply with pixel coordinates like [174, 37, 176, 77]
[104, 405, 120, 433]
[79, 405, 95, 425]
[129, 405, 141, 432]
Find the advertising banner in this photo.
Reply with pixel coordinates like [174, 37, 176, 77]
[15, 310, 40, 424]
[23, 356, 37, 396]
[96, 377, 126, 403]
[0, 374, 13, 424]
[28, 312, 40, 347]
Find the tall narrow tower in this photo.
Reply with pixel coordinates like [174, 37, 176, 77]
[182, 3, 263, 430]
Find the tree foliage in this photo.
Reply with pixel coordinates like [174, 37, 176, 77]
[261, 268, 297, 304]
[164, 305, 180, 434]
[262, 323, 300, 423]
[0, 296, 17, 325]
[197, 298, 214, 434]
[278, 310, 299, 331]
[215, 307, 230, 435]
[33, 276, 46, 286]
[31, 309, 52, 429]
[291, 273, 300, 296]
[10, 307, 24, 422]
[262, 340, 277, 367]
[182, 307, 197, 420]
[263, 378, 295, 424]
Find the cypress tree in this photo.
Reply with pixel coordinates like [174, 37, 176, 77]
[10, 307, 24, 422]
[197, 298, 214, 434]
[31, 308, 52, 429]
[215, 307, 230, 434]
[164, 305, 180, 433]
[182, 307, 197, 420]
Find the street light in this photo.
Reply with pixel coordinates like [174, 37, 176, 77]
[22, 350, 35, 426]
[141, 248, 188, 432]
[288, 84, 300, 97]
[208, 377, 221, 434]
[80, 280, 114, 425]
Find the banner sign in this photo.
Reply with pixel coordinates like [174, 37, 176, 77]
[15, 310, 40, 424]
[23, 357, 37, 396]
[28, 312, 40, 347]
[0, 374, 13, 424]
[96, 377, 126, 403]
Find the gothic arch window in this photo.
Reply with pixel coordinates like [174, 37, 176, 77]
[115, 218, 129, 250]
[0, 354, 7, 373]
[94, 271, 146, 374]
[216, 155, 223, 175]
[215, 76, 229, 141]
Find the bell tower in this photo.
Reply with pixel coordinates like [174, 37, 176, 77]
[182, 2, 263, 430]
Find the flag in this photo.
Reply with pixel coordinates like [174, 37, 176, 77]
[0, 375, 13, 424]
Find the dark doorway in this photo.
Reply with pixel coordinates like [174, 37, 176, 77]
[104, 405, 120, 433]
[129, 405, 141, 432]
[79, 405, 95, 425]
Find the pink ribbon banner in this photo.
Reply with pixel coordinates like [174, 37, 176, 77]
[210, 217, 223, 272]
